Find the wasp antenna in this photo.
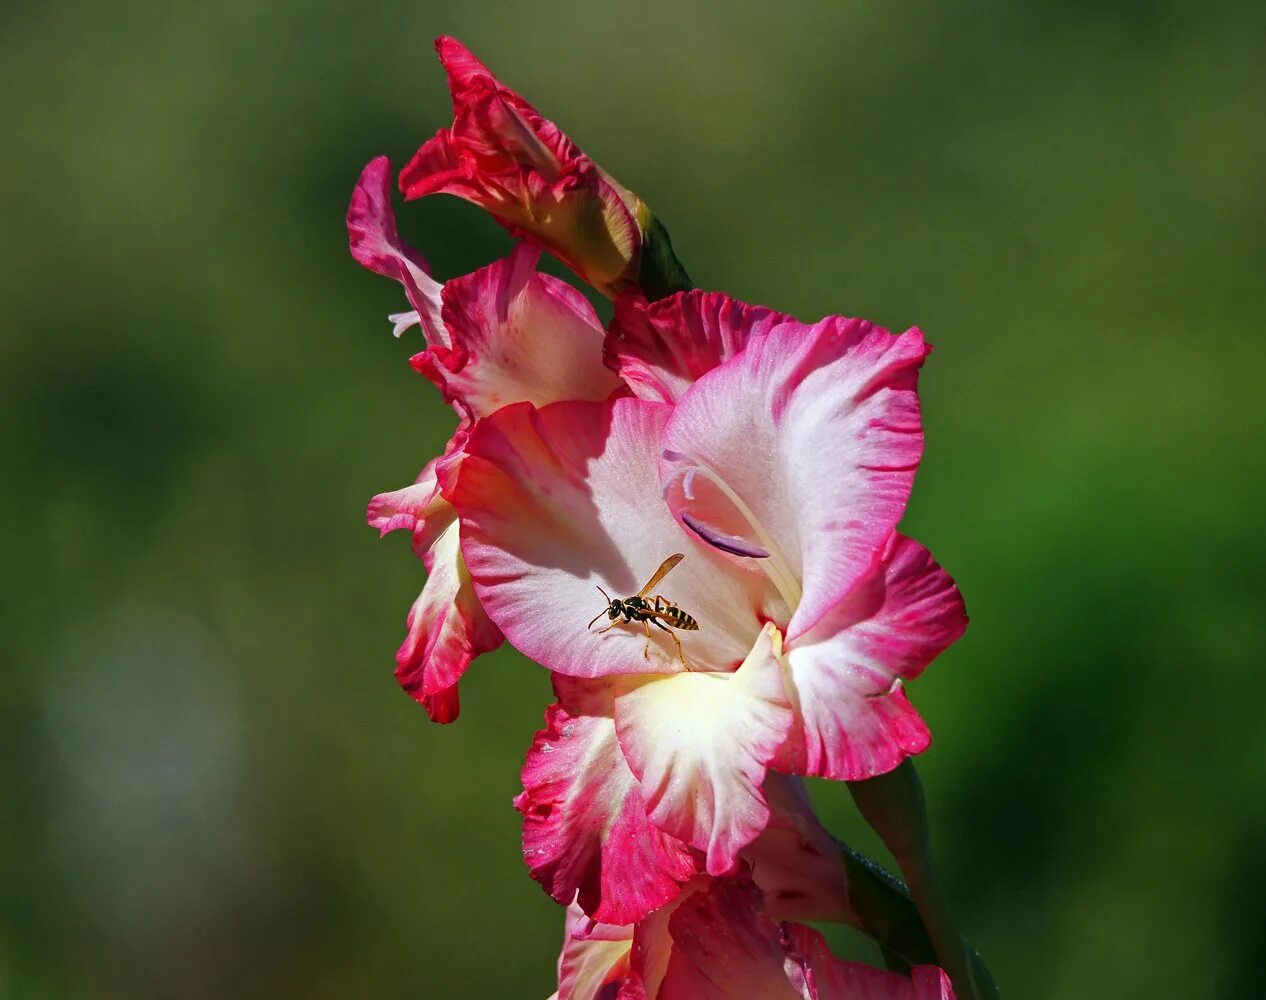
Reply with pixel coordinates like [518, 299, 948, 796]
[589, 586, 615, 629]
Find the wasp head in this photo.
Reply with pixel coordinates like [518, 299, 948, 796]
[588, 585, 623, 630]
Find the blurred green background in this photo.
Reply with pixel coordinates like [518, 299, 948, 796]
[3, 1, 1264, 996]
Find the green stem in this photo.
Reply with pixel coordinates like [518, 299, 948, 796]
[835, 839, 934, 965]
[833, 838, 997, 995]
[848, 761, 997, 999]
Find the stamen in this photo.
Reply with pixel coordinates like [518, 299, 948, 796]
[867, 677, 905, 700]
[663, 450, 803, 612]
[388, 310, 421, 338]
[682, 466, 698, 501]
[681, 513, 770, 559]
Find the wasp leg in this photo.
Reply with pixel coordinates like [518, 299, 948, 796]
[640, 620, 655, 659]
[649, 617, 689, 669]
[668, 630, 688, 669]
[596, 622, 622, 636]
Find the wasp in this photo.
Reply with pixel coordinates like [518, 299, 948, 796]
[588, 553, 699, 666]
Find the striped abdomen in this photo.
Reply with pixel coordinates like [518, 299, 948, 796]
[653, 598, 699, 631]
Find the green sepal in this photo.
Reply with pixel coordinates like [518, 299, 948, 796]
[634, 208, 693, 301]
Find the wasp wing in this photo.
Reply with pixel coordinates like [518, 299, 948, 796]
[636, 553, 685, 597]
[640, 607, 684, 625]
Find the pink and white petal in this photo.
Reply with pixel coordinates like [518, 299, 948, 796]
[779, 684, 930, 784]
[844, 534, 967, 679]
[783, 924, 956, 1000]
[452, 398, 774, 678]
[516, 701, 698, 925]
[556, 901, 636, 1000]
[346, 156, 445, 344]
[660, 316, 930, 641]
[657, 878, 801, 1000]
[777, 535, 966, 781]
[394, 520, 503, 720]
[614, 624, 793, 875]
[607, 291, 795, 404]
[436, 244, 622, 418]
[742, 775, 855, 925]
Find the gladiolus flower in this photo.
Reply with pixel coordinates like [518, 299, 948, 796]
[400, 37, 649, 297]
[349, 43, 993, 1000]
[451, 292, 965, 863]
[348, 155, 621, 720]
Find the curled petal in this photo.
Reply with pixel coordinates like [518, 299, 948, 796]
[782, 924, 957, 1000]
[423, 243, 621, 421]
[778, 535, 966, 781]
[516, 701, 698, 925]
[607, 291, 794, 404]
[660, 316, 930, 640]
[401, 37, 640, 293]
[431, 36, 582, 177]
[367, 432, 468, 556]
[656, 878, 800, 1000]
[398, 128, 479, 204]
[613, 624, 793, 875]
[395, 520, 503, 721]
[623, 879, 704, 999]
[418, 685, 460, 726]
[451, 398, 774, 678]
[742, 775, 855, 925]
[366, 461, 451, 557]
[346, 156, 445, 344]
[367, 474, 444, 539]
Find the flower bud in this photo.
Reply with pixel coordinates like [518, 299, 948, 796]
[400, 37, 690, 298]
